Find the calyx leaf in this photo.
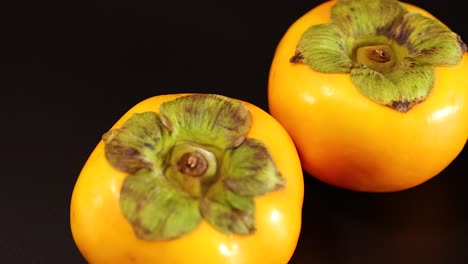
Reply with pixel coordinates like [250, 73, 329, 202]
[291, 0, 467, 112]
[102, 112, 171, 173]
[290, 24, 353, 72]
[351, 62, 434, 112]
[223, 139, 285, 196]
[120, 169, 201, 240]
[200, 187, 255, 235]
[332, 0, 406, 38]
[160, 94, 251, 148]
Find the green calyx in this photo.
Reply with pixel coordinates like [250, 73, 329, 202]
[290, 0, 467, 112]
[102, 94, 285, 240]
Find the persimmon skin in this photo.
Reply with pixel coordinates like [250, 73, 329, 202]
[70, 94, 304, 263]
[268, 0, 468, 192]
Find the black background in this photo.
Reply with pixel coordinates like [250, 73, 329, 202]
[2, 0, 467, 263]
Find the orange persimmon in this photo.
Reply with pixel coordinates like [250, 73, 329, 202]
[70, 94, 304, 263]
[268, 0, 468, 192]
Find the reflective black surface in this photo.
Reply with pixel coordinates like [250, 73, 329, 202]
[2, 0, 467, 263]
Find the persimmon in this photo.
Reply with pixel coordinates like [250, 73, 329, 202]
[70, 94, 304, 263]
[268, 0, 468, 192]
